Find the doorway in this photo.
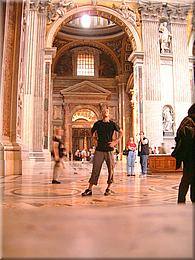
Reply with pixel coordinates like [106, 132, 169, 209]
[72, 128, 92, 153]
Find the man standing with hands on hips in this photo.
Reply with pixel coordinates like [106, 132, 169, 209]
[138, 131, 149, 177]
[82, 106, 123, 196]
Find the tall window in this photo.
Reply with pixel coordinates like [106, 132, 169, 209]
[77, 53, 95, 76]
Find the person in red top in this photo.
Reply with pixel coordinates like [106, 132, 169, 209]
[126, 137, 137, 176]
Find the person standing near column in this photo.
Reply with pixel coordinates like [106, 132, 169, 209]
[138, 132, 149, 177]
[82, 106, 123, 196]
[51, 129, 65, 184]
[126, 137, 137, 176]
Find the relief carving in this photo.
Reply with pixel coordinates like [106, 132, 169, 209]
[46, 0, 75, 24]
[53, 105, 62, 120]
[112, 0, 137, 26]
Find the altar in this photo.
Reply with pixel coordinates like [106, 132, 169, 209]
[148, 154, 183, 174]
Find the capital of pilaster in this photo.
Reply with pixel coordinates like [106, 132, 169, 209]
[138, 1, 161, 22]
[29, 0, 50, 13]
[128, 51, 144, 65]
[45, 47, 57, 62]
[168, 4, 190, 24]
[138, 1, 190, 24]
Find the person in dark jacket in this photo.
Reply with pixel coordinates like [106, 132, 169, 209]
[171, 103, 195, 203]
[138, 132, 149, 177]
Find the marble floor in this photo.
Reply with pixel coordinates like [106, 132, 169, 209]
[1, 160, 194, 259]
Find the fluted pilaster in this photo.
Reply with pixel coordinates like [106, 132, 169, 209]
[44, 47, 56, 150]
[129, 52, 144, 140]
[170, 12, 192, 129]
[142, 19, 161, 101]
[139, 3, 163, 146]
[22, 2, 47, 159]
[171, 21, 191, 103]
[23, 8, 38, 152]
[32, 11, 46, 153]
[117, 75, 126, 151]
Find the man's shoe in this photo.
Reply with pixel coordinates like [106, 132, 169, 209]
[104, 188, 111, 196]
[82, 189, 92, 196]
[52, 180, 61, 184]
[127, 174, 130, 176]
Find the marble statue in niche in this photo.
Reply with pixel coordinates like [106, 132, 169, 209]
[162, 106, 174, 135]
[159, 21, 172, 54]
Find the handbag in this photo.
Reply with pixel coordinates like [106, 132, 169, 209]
[123, 149, 129, 156]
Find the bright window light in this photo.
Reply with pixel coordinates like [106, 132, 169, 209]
[81, 14, 91, 28]
[77, 53, 95, 76]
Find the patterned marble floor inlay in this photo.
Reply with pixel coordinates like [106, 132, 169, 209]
[1, 160, 192, 208]
[2, 161, 194, 259]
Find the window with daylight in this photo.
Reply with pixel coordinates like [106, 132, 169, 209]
[77, 53, 95, 76]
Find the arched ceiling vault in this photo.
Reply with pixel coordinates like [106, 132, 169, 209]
[52, 40, 122, 74]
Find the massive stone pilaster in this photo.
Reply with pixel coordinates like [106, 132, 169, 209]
[128, 52, 144, 141]
[0, 1, 22, 175]
[22, 1, 48, 160]
[64, 103, 71, 153]
[139, 2, 163, 147]
[117, 75, 126, 151]
[169, 5, 192, 128]
[44, 48, 57, 153]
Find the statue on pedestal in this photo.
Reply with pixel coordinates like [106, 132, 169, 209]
[163, 106, 174, 133]
[159, 21, 172, 54]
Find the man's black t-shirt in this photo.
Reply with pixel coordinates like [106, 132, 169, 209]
[91, 120, 120, 152]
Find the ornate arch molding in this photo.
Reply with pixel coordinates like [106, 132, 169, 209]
[52, 40, 121, 74]
[70, 105, 101, 121]
[46, 5, 141, 51]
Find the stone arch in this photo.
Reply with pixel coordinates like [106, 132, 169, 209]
[46, 5, 142, 51]
[52, 40, 121, 74]
[70, 105, 101, 122]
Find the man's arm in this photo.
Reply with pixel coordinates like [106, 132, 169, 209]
[109, 129, 123, 148]
[91, 131, 98, 146]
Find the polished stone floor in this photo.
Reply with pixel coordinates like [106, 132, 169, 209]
[2, 160, 194, 258]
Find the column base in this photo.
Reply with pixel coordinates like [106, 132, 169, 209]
[0, 141, 22, 176]
[28, 150, 51, 162]
[21, 149, 51, 162]
[28, 152, 46, 161]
